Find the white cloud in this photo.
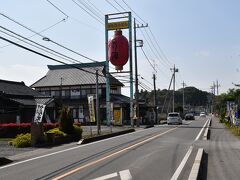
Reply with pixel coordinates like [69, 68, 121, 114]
[0, 64, 47, 86]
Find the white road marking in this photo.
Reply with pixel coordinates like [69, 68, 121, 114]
[119, 169, 132, 180]
[170, 118, 209, 180]
[170, 145, 193, 180]
[91, 172, 118, 180]
[195, 118, 210, 141]
[91, 169, 132, 180]
[0, 127, 152, 170]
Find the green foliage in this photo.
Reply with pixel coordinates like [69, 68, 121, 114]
[12, 133, 31, 148]
[139, 86, 211, 111]
[219, 108, 226, 123]
[59, 106, 74, 134]
[73, 125, 83, 138]
[46, 128, 67, 137]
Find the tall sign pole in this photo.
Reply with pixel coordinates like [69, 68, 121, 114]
[105, 12, 133, 126]
[105, 15, 111, 126]
[128, 12, 134, 127]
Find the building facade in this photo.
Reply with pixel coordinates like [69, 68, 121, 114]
[0, 79, 56, 124]
[31, 62, 130, 125]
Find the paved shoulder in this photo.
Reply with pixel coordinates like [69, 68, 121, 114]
[206, 117, 240, 180]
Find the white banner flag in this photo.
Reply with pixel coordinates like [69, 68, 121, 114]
[34, 104, 46, 123]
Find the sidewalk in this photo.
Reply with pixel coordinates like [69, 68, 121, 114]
[0, 125, 146, 164]
[206, 117, 240, 180]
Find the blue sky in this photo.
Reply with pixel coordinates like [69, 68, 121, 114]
[1, 0, 240, 95]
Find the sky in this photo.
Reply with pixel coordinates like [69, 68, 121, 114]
[1, 0, 240, 96]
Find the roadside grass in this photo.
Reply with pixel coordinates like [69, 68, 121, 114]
[223, 121, 240, 138]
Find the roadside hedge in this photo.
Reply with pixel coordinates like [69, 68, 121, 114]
[0, 122, 81, 138]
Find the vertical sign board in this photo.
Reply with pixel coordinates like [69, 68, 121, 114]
[114, 109, 122, 125]
[34, 104, 46, 123]
[110, 102, 114, 124]
[88, 96, 96, 122]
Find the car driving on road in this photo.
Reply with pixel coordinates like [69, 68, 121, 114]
[167, 112, 182, 125]
[185, 113, 195, 120]
[200, 112, 206, 117]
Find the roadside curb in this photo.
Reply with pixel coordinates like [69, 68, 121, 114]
[203, 118, 211, 140]
[188, 148, 204, 180]
[78, 128, 135, 145]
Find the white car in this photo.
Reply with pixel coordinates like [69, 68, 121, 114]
[200, 112, 206, 117]
[167, 112, 182, 125]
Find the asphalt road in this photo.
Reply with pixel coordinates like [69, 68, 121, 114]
[0, 118, 208, 180]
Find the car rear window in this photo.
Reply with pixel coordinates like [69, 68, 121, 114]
[168, 113, 179, 117]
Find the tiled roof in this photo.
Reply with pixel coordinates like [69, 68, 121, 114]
[9, 98, 36, 106]
[31, 62, 123, 88]
[0, 79, 40, 96]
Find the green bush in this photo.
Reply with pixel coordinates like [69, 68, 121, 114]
[46, 128, 67, 137]
[12, 133, 31, 148]
[59, 107, 74, 134]
[73, 125, 83, 139]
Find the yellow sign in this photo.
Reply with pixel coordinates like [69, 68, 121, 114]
[113, 109, 122, 125]
[106, 21, 129, 30]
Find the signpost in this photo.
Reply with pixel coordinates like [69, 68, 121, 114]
[105, 12, 133, 127]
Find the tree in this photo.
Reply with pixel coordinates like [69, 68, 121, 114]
[59, 106, 74, 134]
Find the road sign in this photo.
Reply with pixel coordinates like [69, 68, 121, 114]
[106, 21, 129, 30]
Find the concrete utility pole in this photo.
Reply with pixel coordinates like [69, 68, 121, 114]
[182, 81, 186, 115]
[96, 70, 100, 135]
[133, 18, 147, 124]
[153, 73, 157, 124]
[216, 80, 220, 95]
[171, 65, 178, 112]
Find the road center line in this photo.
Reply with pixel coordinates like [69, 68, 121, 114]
[170, 118, 209, 180]
[52, 127, 179, 180]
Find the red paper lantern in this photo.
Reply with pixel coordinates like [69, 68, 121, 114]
[108, 30, 129, 70]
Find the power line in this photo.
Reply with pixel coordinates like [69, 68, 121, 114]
[0, 26, 83, 64]
[140, 75, 153, 86]
[105, 0, 122, 12]
[71, 0, 104, 25]
[143, 28, 171, 68]
[0, 12, 100, 63]
[46, 0, 69, 18]
[0, 16, 66, 49]
[148, 27, 173, 66]
[0, 35, 102, 76]
[86, 0, 105, 16]
[139, 28, 170, 70]
[121, 0, 147, 24]
[77, 0, 103, 20]
[113, 0, 128, 12]
[140, 47, 156, 72]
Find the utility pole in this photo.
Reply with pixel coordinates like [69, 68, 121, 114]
[133, 18, 147, 125]
[216, 80, 220, 95]
[182, 81, 186, 115]
[153, 73, 157, 124]
[96, 70, 100, 135]
[171, 65, 178, 112]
